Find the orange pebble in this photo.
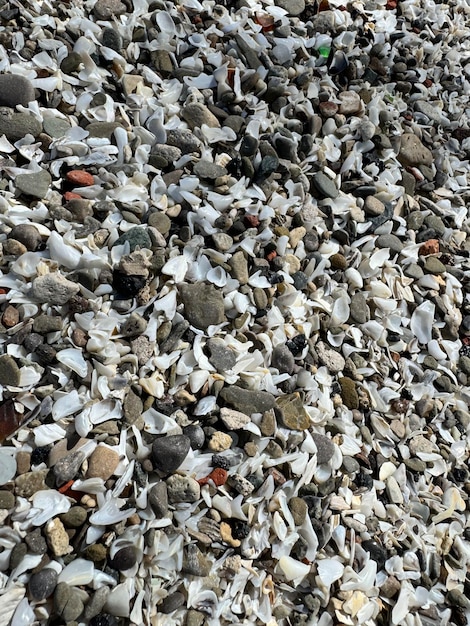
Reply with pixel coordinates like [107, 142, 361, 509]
[198, 468, 228, 487]
[63, 191, 82, 201]
[418, 239, 439, 256]
[65, 170, 95, 186]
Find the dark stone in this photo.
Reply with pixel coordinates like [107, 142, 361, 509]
[159, 592, 185, 614]
[219, 386, 275, 415]
[152, 435, 191, 473]
[29, 568, 58, 601]
[110, 546, 138, 571]
[112, 272, 147, 296]
[183, 424, 205, 450]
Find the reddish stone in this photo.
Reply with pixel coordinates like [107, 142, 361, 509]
[0, 399, 23, 443]
[255, 13, 275, 32]
[2, 305, 19, 328]
[319, 101, 338, 118]
[65, 170, 95, 187]
[423, 78, 433, 88]
[244, 214, 260, 228]
[418, 239, 439, 256]
[198, 468, 228, 487]
[63, 191, 82, 201]
[58, 479, 84, 501]
[266, 250, 277, 262]
[386, 0, 397, 8]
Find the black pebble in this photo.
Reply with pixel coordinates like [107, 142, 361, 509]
[110, 546, 138, 571]
[112, 272, 146, 296]
[31, 445, 50, 465]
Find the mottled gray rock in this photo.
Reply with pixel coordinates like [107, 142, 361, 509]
[206, 338, 237, 372]
[350, 293, 370, 324]
[180, 283, 226, 330]
[31, 273, 79, 305]
[182, 544, 211, 576]
[29, 568, 58, 601]
[398, 133, 433, 167]
[182, 103, 220, 129]
[271, 344, 295, 375]
[311, 433, 335, 464]
[54, 583, 84, 622]
[166, 474, 201, 503]
[220, 386, 275, 415]
[148, 481, 169, 518]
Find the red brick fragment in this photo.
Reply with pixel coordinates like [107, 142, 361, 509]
[198, 468, 228, 487]
[65, 170, 95, 186]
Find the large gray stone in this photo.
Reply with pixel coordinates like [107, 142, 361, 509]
[0, 75, 35, 108]
[180, 283, 226, 330]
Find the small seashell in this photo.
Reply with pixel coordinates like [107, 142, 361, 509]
[278, 555, 311, 583]
[56, 349, 88, 378]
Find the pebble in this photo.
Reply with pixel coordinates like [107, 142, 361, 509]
[86, 446, 120, 480]
[289, 497, 307, 525]
[271, 344, 295, 375]
[66, 170, 94, 187]
[316, 341, 345, 373]
[180, 283, 226, 330]
[46, 518, 71, 557]
[31, 273, 79, 305]
[2, 306, 19, 330]
[0, 490, 14, 509]
[398, 133, 433, 166]
[276, 393, 310, 430]
[29, 568, 58, 601]
[364, 196, 385, 216]
[275, 0, 305, 16]
[8, 224, 42, 251]
[311, 172, 339, 199]
[166, 474, 201, 503]
[53, 450, 84, 485]
[61, 506, 87, 528]
[424, 257, 446, 274]
[376, 234, 404, 254]
[159, 592, 185, 614]
[93, 0, 126, 19]
[311, 434, 335, 464]
[350, 293, 370, 324]
[0, 355, 20, 386]
[339, 377, 360, 410]
[0, 109, 42, 142]
[219, 408, 250, 430]
[206, 338, 237, 372]
[54, 583, 84, 622]
[182, 544, 211, 577]
[15, 169, 51, 199]
[111, 546, 138, 571]
[15, 470, 48, 497]
[208, 431, 233, 452]
[152, 435, 191, 473]
[148, 481, 169, 518]
[182, 103, 220, 129]
[220, 387, 275, 415]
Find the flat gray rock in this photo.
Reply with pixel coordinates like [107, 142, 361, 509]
[0, 108, 42, 142]
[16, 169, 51, 199]
[220, 386, 275, 416]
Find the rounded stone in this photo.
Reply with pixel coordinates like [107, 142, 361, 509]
[28, 568, 58, 601]
[152, 435, 191, 473]
[61, 506, 87, 528]
[148, 481, 169, 518]
[86, 447, 120, 480]
[54, 583, 84, 622]
[183, 424, 205, 449]
[8, 224, 42, 251]
[110, 546, 138, 571]
[0, 75, 35, 107]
